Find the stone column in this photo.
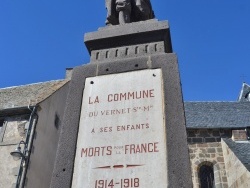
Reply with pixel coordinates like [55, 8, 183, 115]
[50, 20, 192, 188]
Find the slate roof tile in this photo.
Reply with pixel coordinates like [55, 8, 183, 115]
[0, 80, 68, 110]
[184, 102, 250, 129]
[223, 138, 250, 171]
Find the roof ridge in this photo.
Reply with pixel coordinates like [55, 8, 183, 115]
[243, 82, 250, 87]
[0, 79, 66, 90]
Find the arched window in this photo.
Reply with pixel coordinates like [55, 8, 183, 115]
[247, 127, 250, 140]
[0, 119, 3, 132]
[0, 119, 5, 142]
[244, 92, 250, 101]
[199, 164, 215, 188]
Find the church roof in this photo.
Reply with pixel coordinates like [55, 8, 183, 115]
[0, 80, 68, 111]
[185, 102, 250, 129]
[223, 138, 250, 171]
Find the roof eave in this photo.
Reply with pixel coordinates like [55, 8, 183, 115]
[0, 106, 35, 117]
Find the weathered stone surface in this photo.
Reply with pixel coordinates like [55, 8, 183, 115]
[91, 41, 165, 63]
[0, 115, 29, 188]
[0, 145, 21, 187]
[232, 130, 248, 141]
[187, 129, 229, 188]
[72, 69, 167, 187]
[1, 117, 28, 143]
[24, 83, 70, 188]
[50, 19, 191, 188]
[221, 139, 250, 188]
[84, 20, 172, 55]
[50, 64, 98, 188]
[187, 129, 232, 144]
[50, 53, 192, 188]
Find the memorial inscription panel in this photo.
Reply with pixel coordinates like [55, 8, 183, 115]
[72, 69, 168, 188]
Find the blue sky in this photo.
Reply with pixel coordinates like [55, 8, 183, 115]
[0, 0, 250, 101]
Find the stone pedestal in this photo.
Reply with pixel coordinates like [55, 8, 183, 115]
[85, 19, 172, 63]
[50, 20, 192, 188]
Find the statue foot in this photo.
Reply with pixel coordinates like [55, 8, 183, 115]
[106, 15, 119, 25]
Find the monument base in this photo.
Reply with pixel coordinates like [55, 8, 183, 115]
[50, 20, 192, 188]
[50, 52, 192, 188]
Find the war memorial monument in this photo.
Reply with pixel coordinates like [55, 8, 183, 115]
[50, 1, 192, 187]
[2, 1, 250, 187]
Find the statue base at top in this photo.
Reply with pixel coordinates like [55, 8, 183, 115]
[84, 19, 172, 63]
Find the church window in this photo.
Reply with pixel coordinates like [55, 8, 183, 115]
[0, 119, 5, 142]
[199, 164, 215, 188]
[247, 127, 250, 140]
[244, 92, 250, 101]
[0, 119, 4, 133]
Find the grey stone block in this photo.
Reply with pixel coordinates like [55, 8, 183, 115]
[25, 82, 70, 188]
[97, 55, 149, 75]
[50, 53, 192, 188]
[84, 20, 172, 54]
[90, 41, 165, 63]
[207, 148, 216, 153]
[50, 64, 98, 188]
[205, 137, 216, 142]
[11, 167, 19, 176]
[216, 138, 222, 142]
[212, 130, 221, 137]
[0, 121, 7, 142]
[199, 130, 211, 137]
[193, 137, 203, 143]
[215, 183, 223, 188]
[50, 20, 191, 188]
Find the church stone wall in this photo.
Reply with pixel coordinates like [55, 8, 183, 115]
[221, 139, 250, 188]
[187, 129, 231, 188]
[0, 115, 29, 188]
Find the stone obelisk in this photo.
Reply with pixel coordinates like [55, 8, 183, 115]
[50, 2, 192, 187]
